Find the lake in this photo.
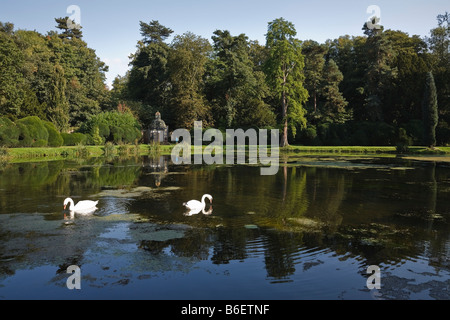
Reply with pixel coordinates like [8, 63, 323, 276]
[0, 154, 449, 300]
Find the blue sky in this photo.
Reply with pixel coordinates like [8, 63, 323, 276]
[1, 0, 448, 88]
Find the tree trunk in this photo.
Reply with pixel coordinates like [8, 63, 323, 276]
[280, 89, 289, 147]
[314, 92, 317, 113]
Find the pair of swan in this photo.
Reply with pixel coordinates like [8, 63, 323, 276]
[183, 194, 213, 216]
[63, 193, 213, 217]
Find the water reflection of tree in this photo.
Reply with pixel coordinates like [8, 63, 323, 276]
[0, 158, 144, 214]
[0, 161, 64, 213]
[165, 162, 351, 279]
[263, 231, 304, 280]
[210, 228, 249, 264]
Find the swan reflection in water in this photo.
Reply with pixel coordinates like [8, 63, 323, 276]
[184, 206, 213, 216]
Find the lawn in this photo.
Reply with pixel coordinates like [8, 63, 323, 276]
[1, 144, 449, 163]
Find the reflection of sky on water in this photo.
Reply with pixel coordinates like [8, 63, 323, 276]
[0, 156, 449, 299]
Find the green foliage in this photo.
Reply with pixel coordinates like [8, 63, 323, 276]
[43, 121, 63, 147]
[0, 116, 20, 147]
[422, 72, 439, 147]
[61, 132, 87, 146]
[205, 30, 275, 130]
[2, 13, 450, 147]
[127, 21, 173, 128]
[264, 18, 309, 146]
[168, 32, 213, 129]
[89, 126, 105, 146]
[55, 17, 83, 40]
[0, 30, 25, 118]
[297, 121, 397, 146]
[15, 116, 49, 147]
[0, 22, 108, 130]
[78, 111, 141, 144]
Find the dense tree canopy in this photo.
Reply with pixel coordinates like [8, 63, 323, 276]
[0, 19, 109, 132]
[1, 13, 450, 147]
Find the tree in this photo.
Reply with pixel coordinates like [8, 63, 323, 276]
[167, 32, 212, 129]
[303, 41, 349, 125]
[428, 13, 450, 138]
[0, 27, 25, 119]
[127, 21, 173, 128]
[78, 111, 141, 144]
[326, 35, 367, 122]
[55, 17, 83, 40]
[320, 59, 349, 124]
[362, 21, 398, 122]
[264, 18, 308, 146]
[47, 64, 70, 131]
[303, 40, 327, 115]
[205, 30, 275, 129]
[139, 20, 173, 44]
[422, 72, 438, 147]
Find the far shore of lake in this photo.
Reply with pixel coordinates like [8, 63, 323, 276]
[1, 144, 450, 163]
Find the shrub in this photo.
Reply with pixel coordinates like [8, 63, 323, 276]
[78, 111, 141, 144]
[43, 121, 63, 147]
[298, 126, 318, 146]
[16, 122, 33, 147]
[0, 116, 20, 147]
[122, 126, 141, 144]
[88, 126, 104, 146]
[111, 126, 124, 143]
[61, 132, 87, 146]
[15, 116, 49, 147]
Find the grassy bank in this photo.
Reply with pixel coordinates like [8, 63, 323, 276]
[2, 144, 174, 162]
[2, 144, 450, 163]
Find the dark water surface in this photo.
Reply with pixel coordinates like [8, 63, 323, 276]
[0, 155, 449, 300]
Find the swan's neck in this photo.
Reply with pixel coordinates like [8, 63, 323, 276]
[201, 195, 211, 206]
[68, 199, 75, 210]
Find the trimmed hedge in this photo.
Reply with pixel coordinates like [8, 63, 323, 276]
[61, 132, 88, 146]
[15, 116, 49, 147]
[78, 111, 141, 145]
[43, 121, 64, 147]
[0, 116, 20, 147]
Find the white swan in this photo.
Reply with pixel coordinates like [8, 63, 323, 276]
[64, 198, 98, 213]
[183, 194, 213, 212]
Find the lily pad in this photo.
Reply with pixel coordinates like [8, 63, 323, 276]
[93, 186, 181, 198]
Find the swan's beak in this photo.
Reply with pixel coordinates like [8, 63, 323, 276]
[63, 204, 66, 210]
